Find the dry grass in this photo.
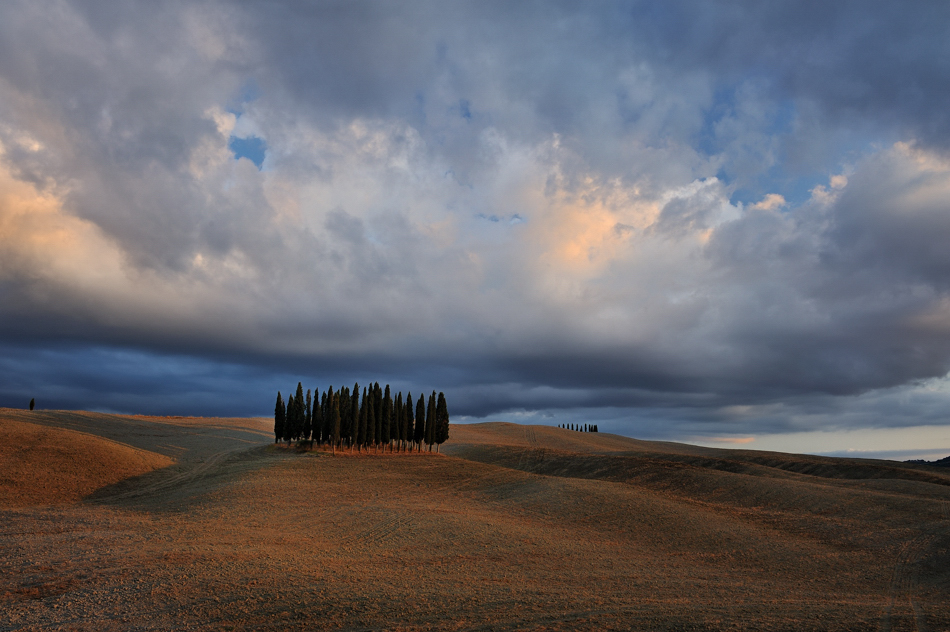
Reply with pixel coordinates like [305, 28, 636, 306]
[1, 412, 949, 630]
[0, 417, 173, 507]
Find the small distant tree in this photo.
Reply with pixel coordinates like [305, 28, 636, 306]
[29, 398, 35, 411]
[273, 392, 284, 443]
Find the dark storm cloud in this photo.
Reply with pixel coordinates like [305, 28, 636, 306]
[2, 0, 950, 444]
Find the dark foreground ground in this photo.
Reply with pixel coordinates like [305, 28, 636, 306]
[2, 408, 949, 631]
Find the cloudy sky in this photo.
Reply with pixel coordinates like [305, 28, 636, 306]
[2, 1, 950, 459]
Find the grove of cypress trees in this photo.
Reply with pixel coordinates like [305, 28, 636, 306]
[435, 391, 450, 452]
[271, 383, 450, 454]
[274, 391, 285, 443]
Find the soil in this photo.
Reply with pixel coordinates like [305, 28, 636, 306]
[2, 410, 949, 630]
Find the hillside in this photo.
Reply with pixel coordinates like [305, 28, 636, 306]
[0, 416, 174, 507]
[1, 412, 949, 630]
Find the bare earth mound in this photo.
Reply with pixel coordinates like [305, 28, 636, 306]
[2, 414, 949, 630]
[0, 415, 174, 507]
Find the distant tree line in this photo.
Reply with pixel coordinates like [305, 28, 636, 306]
[274, 382, 449, 454]
[559, 423, 598, 432]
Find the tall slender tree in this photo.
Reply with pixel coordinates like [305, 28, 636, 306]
[404, 391, 414, 452]
[314, 390, 324, 444]
[414, 393, 426, 451]
[284, 398, 293, 442]
[331, 391, 341, 454]
[349, 384, 360, 450]
[394, 393, 404, 450]
[358, 387, 368, 450]
[292, 382, 305, 440]
[435, 391, 450, 452]
[274, 391, 285, 443]
[304, 389, 313, 442]
[373, 382, 382, 450]
[381, 385, 393, 452]
[365, 393, 376, 452]
[340, 386, 351, 447]
[425, 391, 436, 451]
[324, 386, 334, 445]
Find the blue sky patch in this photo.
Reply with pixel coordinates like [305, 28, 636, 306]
[229, 135, 266, 169]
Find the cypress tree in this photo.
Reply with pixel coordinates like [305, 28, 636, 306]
[381, 385, 393, 452]
[284, 398, 293, 442]
[29, 398, 35, 411]
[324, 386, 334, 445]
[340, 387, 351, 446]
[274, 391, 284, 443]
[435, 391, 450, 452]
[425, 391, 436, 451]
[293, 382, 305, 440]
[350, 384, 360, 450]
[331, 391, 341, 454]
[414, 393, 426, 451]
[312, 389, 323, 446]
[365, 393, 376, 452]
[404, 391, 414, 452]
[304, 389, 313, 441]
[394, 393, 404, 450]
[358, 387, 368, 450]
[373, 383, 382, 450]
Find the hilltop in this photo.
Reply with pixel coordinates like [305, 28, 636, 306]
[2, 409, 949, 630]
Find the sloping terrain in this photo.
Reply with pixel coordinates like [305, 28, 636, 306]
[1, 413, 949, 630]
[0, 416, 174, 507]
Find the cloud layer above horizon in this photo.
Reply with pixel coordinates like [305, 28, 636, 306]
[3, 1, 950, 443]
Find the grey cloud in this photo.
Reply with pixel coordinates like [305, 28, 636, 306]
[4, 1, 950, 444]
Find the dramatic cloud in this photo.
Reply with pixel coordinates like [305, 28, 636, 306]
[2, 1, 950, 453]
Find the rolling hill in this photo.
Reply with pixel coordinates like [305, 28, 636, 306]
[1, 410, 948, 630]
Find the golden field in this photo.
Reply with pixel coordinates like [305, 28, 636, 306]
[1, 409, 949, 630]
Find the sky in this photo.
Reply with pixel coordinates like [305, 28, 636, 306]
[2, 1, 950, 460]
